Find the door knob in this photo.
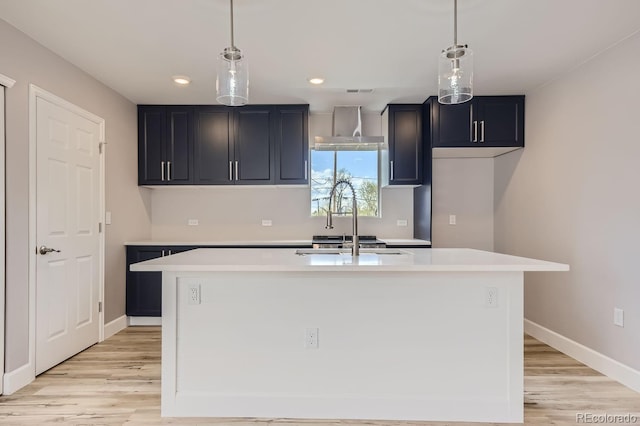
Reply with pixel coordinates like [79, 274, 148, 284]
[39, 245, 61, 255]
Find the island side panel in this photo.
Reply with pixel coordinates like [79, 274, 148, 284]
[162, 270, 524, 422]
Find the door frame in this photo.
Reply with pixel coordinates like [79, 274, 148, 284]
[28, 84, 106, 376]
[0, 73, 16, 394]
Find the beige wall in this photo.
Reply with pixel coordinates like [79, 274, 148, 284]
[495, 32, 640, 370]
[0, 19, 151, 372]
[431, 158, 495, 250]
[151, 186, 414, 241]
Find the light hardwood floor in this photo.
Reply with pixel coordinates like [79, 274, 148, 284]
[0, 327, 639, 425]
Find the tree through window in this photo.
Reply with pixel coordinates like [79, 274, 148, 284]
[310, 150, 379, 217]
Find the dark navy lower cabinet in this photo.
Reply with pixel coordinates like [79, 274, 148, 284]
[126, 246, 195, 317]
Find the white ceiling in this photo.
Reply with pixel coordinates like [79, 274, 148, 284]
[2, 0, 640, 112]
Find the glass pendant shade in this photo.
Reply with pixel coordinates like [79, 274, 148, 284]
[216, 47, 248, 106]
[438, 45, 473, 104]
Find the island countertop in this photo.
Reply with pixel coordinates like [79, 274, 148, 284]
[130, 247, 569, 273]
[124, 238, 431, 247]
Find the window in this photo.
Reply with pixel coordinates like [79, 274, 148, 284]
[310, 149, 379, 217]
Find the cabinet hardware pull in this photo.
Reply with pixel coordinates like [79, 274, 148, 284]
[390, 160, 394, 181]
[161, 161, 165, 181]
[473, 121, 478, 143]
[162, 250, 165, 256]
[235, 160, 239, 181]
[480, 121, 485, 143]
[168, 250, 172, 255]
[167, 161, 172, 181]
[229, 161, 233, 181]
[304, 160, 308, 180]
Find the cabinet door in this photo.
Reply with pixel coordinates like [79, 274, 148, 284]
[432, 101, 474, 147]
[126, 246, 164, 316]
[195, 107, 233, 184]
[138, 106, 166, 184]
[275, 105, 309, 184]
[388, 105, 422, 185]
[477, 96, 524, 147]
[233, 106, 275, 184]
[166, 107, 194, 184]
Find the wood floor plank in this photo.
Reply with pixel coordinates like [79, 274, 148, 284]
[0, 327, 638, 425]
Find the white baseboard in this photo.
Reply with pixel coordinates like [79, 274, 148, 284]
[3, 362, 34, 395]
[104, 315, 128, 339]
[128, 316, 162, 326]
[524, 319, 640, 393]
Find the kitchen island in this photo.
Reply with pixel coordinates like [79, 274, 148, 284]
[131, 247, 568, 423]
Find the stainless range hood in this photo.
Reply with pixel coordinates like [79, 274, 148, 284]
[314, 106, 386, 151]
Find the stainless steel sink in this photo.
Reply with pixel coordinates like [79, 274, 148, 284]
[295, 248, 408, 256]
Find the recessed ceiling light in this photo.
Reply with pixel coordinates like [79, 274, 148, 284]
[172, 75, 191, 86]
[308, 77, 325, 85]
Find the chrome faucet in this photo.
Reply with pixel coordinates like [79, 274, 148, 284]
[325, 179, 359, 256]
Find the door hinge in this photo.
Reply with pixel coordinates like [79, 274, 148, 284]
[98, 301, 103, 313]
[98, 222, 102, 233]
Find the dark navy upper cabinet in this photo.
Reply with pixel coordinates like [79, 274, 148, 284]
[382, 104, 423, 186]
[274, 105, 309, 184]
[233, 106, 275, 184]
[139, 104, 308, 186]
[432, 96, 524, 148]
[195, 106, 234, 184]
[138, 106, 194, 185]
[195, 105, 275, 185]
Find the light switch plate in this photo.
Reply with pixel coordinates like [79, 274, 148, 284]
[396, 219, 408, 227]
[105, 211, 112, 225]
[261, 219, 273, 227]
[188, 219, 199, 226]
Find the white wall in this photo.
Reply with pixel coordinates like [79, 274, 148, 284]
[0, 19, 151, 372]
[495, 32, 640, 370]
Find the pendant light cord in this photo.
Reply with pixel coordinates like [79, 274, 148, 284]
[230, 0, 235, 49]
[453, 0, 458, 46]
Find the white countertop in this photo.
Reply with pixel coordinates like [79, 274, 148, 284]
[124, 238, 432, 246]
[130, 247, 569, 273]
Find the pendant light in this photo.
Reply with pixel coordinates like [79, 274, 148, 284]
[438, 0, 473, 104]
[216, 0, 249, 106]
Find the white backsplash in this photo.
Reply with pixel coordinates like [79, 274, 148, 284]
[150, 186, 414, 241]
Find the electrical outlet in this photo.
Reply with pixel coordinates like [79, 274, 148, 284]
[449, 215, 457, 225]
[486, 287, 498, 308]
[105, 211, 112, 225]
[188, 284, 201, 305]
[187, 219, 199, 226]
[614, 308, 624, 327]
[261, 219, 273, 227]
[305, 328, 319, 349]
[396, 219, 408, 227]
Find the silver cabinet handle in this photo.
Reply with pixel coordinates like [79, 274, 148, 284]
[167, 161, 171, 181]
[161, 161, 165, 181]
[162, 250, 165, 256]
[304, 160, 308, 180]
[234, 160, 239, 181]
[39, 245, 61, 255]
[229, 161, 233, 181]
[168, 250, 172, 255]
[480, 120, 485, 143]
[473, 121, 478, 143]
[390, 160, 394, 181]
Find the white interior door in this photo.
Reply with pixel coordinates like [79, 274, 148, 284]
[35, 96, 101, 375]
